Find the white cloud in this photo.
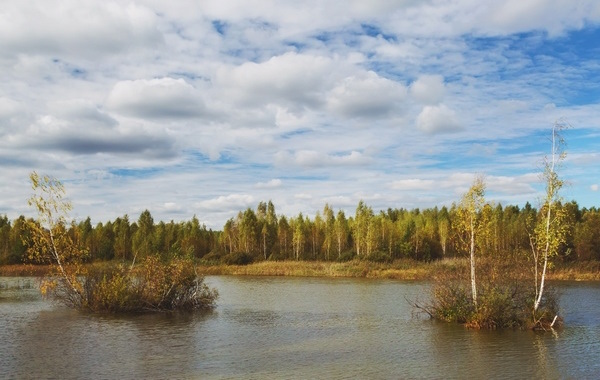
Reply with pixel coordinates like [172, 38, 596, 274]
[0, 1, 162, 59]
[486, 0, 600, 37]
[391, 179, 435, 191]
[276, 150, 372, 168]
[487, 174, 538, 195]
[106, 78, 205, 119]
[410, 75, 446, 105]
[327, 71, 408, 118]
[416, 104, 462, 134]
[321, 195, 354, 207]
[215, 52, 339, 109]
[591, 184, 599, 192]
[162, 202, 183, 213]
[390, 173, 537, 196]
[196, 194, 255, 212]
[0, 97, 21, 119]
[255, 179, 283, 189]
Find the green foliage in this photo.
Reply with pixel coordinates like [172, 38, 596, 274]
[365, 251, 392, 263]
[82, 264, 133, 312]
[575, 210, 600, 260]
[3, 200, 598, 267]
[469, 282, 533, 329]
[199, 250, 223, 265]
[337, 250, 356, 262]
[429, 282, 475, 324]
[455, 176, 489, 306]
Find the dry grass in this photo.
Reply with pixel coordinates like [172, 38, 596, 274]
[197, 258, 600, 281]
[0, 264, 50, 277]
[550, 261, 600, 281]
[197, 259, 434, 280]
[3, 258, 599, 281]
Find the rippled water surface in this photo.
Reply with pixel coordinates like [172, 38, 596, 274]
[1, 276, 599, 379]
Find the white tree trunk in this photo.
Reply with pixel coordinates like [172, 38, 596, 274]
[470, 216, 477, 306]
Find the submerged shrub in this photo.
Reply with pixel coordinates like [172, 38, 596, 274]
[26, 172, 218, 314]
[418, 258, 560, 330]
[82, 264, 133, 312]
[429, 281, 475, 324]
[134, 256, 218, 311]
[43, 258, 218, 313]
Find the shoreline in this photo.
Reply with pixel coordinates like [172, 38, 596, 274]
[2, 259, 599, 281]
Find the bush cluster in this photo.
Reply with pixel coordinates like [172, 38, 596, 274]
[420, 258, 560, 330]
[42, 257, 218, 313]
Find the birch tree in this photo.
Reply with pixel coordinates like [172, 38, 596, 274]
[27, 172, 84, 307]
[456, 176, 486, 306]
[334, 210, 349, 258]
[353, 201, 372, 256]
[530, 122, 569, 315]
[322, 204, 335, 261]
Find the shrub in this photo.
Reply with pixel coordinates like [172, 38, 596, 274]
[42, 258, 218, 313]
[337, 251, 356, 262]
[428, 280, 475, 324]
[133, 256, 218, 311]
[199, 250, 223, 265]
[417, 257, 560, 330]
[365, 251, 392, 263]
[222, 251, 254, 265]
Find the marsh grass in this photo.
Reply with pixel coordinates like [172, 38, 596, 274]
[2, 258, 599, 281]
[197, 259, 433, 279]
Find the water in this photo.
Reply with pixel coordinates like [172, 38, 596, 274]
[1, 276, 599, 379]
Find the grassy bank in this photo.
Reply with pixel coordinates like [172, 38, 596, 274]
[2, 259, 599, 281]
[198, 258, 600, 281]
[198, 259, 433, 280]
[198, 259, 600, 281]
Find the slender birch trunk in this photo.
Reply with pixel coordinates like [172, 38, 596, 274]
[532, 121, 567, 313]
[470, 214, 477, 306]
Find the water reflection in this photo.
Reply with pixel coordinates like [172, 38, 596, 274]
[1, 277, 599, 379]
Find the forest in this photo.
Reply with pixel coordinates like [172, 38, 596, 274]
[1, 199, 599, 266]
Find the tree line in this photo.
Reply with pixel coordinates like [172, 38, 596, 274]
[1, 200, 599, 266]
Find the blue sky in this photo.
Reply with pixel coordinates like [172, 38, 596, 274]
[1, 1, 599, 229]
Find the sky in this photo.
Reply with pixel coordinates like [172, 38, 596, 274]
[1, 0, 600, 229]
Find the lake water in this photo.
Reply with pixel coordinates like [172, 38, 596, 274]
[1, 276, 599, 379]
